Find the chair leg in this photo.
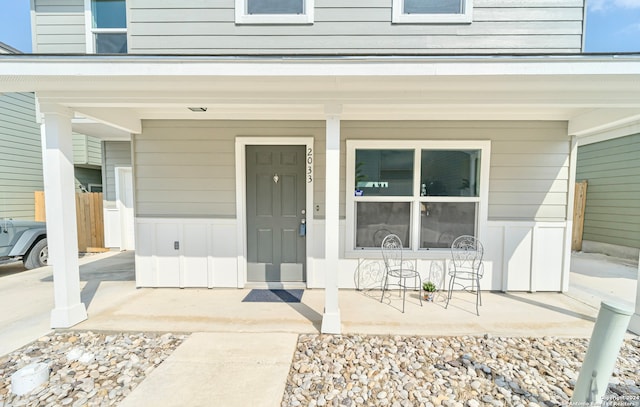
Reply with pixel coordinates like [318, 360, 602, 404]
[401, 277, 406, 313]
[445, 274, 455, 309]
[380, 273, 388, 303]
[475, 275, 482, 316]
[416, 275, 422, 307]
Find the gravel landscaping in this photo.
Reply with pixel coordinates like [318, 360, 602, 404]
[282, 334, 640, 407]
[0, 331, 187, 407]
[1, 331, 639, 407]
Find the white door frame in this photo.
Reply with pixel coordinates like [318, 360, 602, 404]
[115, 166, 135, 250]
[235, 137, 315, 288]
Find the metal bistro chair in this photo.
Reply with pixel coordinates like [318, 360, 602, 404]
[380, 234, 422, 313]
[445, 235, 485, 316]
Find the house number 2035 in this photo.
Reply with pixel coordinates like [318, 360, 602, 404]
[307, 148, 313, 183]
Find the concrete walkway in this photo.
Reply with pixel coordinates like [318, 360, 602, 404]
[0, 250, 638, 406]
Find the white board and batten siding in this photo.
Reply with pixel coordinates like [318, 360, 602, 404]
[134, 120, 570, 291]
[32, 0, 86, 53]
[127, 0, 584, 54]
[0, 93, 43, 220]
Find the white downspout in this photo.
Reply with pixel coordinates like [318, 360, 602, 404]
[629, 253, 640, 335]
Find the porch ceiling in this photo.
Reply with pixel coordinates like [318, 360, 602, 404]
[2, 54, 640, 137]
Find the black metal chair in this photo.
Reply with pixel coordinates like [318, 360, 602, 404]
[445, 235, 485, 316]
[380, 234, 422, 313]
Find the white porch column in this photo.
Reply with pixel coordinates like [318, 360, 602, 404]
[321, 105, 342, 334]
[629, 254, 640, 335]
[40, 105, 88, 328]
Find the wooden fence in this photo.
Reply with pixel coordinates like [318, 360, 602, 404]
[35, 191, 106, 252]
[572, 180, 588, 251]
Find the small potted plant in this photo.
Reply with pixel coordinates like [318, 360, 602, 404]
[422, 281, 437, 302]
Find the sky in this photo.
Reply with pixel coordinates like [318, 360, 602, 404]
[0, 0, 639, 53]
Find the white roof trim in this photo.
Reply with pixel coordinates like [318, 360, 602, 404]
[577, 120, 640, 146]
[1, 54, 640, 79]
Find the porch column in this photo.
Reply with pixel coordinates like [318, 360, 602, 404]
[321, 105, 342, 334]
[40, 105, 88, 328]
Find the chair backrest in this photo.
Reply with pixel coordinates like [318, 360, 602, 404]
[451, 235, 484, 276]
[381, 234, 403, 271]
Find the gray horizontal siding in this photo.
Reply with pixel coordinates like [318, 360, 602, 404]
[103, 141, 132, 206]
[86, 136, 102, 166]
[128, 0, 583, 54]
[72, 134, 102, 167]
[136, 120, 569, 222]
[0, 93, 43, 220]
[72, 133, 87, 164]
[135, 120, 324, 218]
[576, 134, 640, 249]
[33, 0, 86, 53]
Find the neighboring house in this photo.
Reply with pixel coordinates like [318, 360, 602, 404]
[2, 0, 639, 332]
[0, 41, 103, 220]
[576, 132, 640, 261]
[73, 135, 103, 193]
[0, 43, 43, 220]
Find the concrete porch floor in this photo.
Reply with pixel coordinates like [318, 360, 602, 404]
[1, 250, 638, 407]
[76, 280, 599, 338]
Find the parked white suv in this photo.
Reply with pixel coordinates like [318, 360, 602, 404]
[0, 219, 48, 269]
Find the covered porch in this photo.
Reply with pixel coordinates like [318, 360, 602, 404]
[1, 54, 640, 334]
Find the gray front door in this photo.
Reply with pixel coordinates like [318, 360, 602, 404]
[246, 145, 306, 282]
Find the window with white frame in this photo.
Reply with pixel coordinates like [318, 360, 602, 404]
[392, 0, 472, 23]
[86, 0, 127, 53]
[235, 0, 314, 24]
[347, 140, 489, 253]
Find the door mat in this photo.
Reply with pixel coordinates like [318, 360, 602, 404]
[242, 289, 304, 303]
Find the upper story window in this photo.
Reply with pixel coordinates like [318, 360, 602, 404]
[235, 0, 314, 24]
[392, 0, 472, 24]
[86, 0, 127, 53]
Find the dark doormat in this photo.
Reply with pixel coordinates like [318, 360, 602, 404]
[242, 289, 304, 303]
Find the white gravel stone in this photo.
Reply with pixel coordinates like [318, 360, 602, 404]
[282, 334, 640, 407]
[0, 331, 187, 406]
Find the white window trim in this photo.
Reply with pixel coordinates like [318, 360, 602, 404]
[392, 0, 473, 24]
[345, 139, 490, 259]
[235, 0, 314, 24]
[84, 0, 128, 53]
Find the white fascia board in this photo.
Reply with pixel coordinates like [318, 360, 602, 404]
[569, 108, 640, 137]
[576, 120, 640, 146]
[1, 55, 640, 80]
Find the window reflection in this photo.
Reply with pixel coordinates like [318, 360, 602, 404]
[356, 202, 410, 248]
[95, 33, 127, 53]
[420, 202, 476, 248]
[355, 149, 413, 197]
[404, 0, 464, 14]
[92, 0, 126, 28]
[420, 150, 479, 197]
[248, 0, 304, 14]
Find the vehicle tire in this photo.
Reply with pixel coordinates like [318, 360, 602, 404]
[24, 238, 48, 270]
